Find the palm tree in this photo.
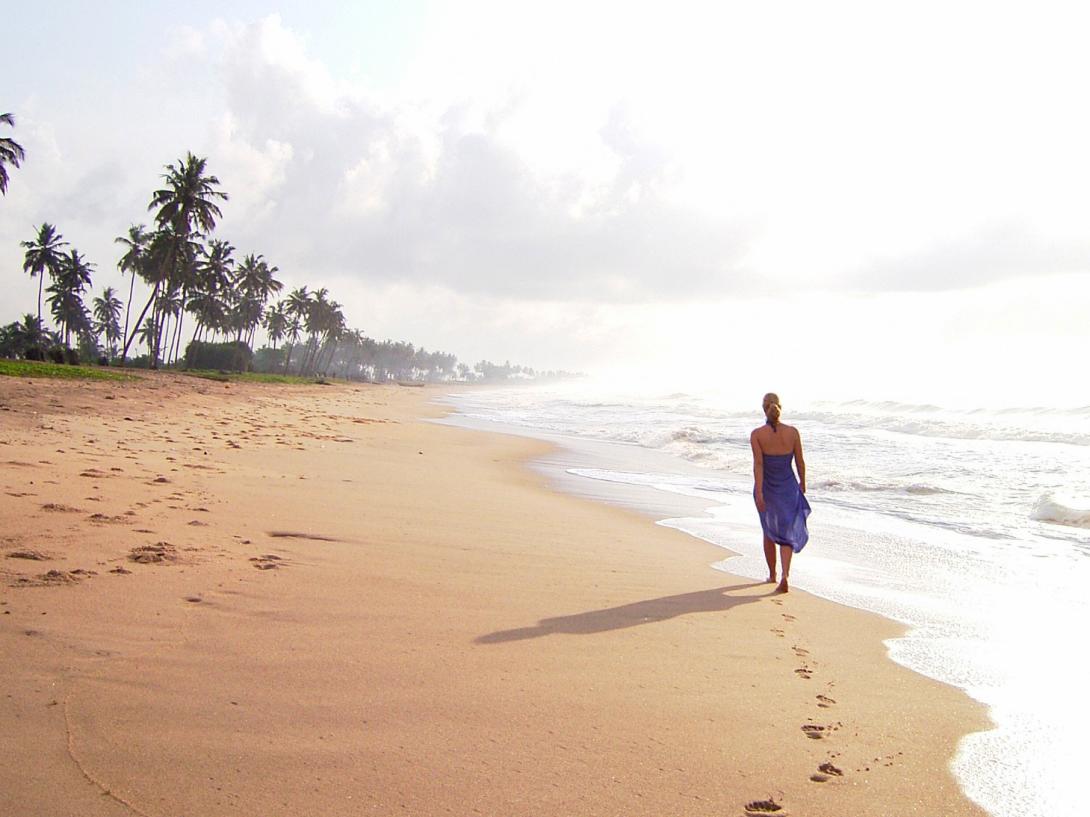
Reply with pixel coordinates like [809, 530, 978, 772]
[121, 153, 227, 365]
[263, 300, 288, 350]
[137, 316, 157, 360]
[21, 223, 69, 327]
[114, 224, 150, 363]
[0, 314, 49, 359]
[47, 249, 94, 347]
[196, 238, 235, 317]
[281, 312, 303, 374]
[300, 288, 329, 375]
[284, 286, 310, 373]
[181, 238, 235, 366]
[92, 287, 123, 360]
[233, 253, 282, 349]
[154, 285, 184, 366]
[317, 301, 346, 375]
[0, 113, 25, 195]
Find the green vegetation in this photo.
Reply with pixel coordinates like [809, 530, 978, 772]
[0, 359, 130, 380]
[182, 369, 321, 384]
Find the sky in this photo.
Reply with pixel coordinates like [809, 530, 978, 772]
[3, 0, 1089, 406]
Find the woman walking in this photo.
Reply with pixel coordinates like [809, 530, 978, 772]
[751, 392, 810, 592]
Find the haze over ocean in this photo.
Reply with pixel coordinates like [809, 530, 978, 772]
[446, 381, 1090, 817]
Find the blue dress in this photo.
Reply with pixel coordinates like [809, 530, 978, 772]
[756, 452, 811, 553]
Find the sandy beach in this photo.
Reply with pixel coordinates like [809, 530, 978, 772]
[0, 374, 989, 817]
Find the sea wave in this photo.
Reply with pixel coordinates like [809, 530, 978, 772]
[1031, 494, 1090, 529]
[792, 410, 1090, 447]
[818, 479, 955, 496]
[669, 426, 731, 445]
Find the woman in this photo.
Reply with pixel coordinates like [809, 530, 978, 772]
[750, 392, 810, 593]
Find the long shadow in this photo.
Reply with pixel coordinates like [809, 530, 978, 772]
[476, 582, 770, 644]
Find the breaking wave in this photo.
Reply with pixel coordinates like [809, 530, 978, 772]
[1032, 494, 1090, 529]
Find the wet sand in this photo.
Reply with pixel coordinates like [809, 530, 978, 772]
[0, 373, 989, 816]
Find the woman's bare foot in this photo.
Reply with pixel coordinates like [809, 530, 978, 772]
[766, 574, 777, 583]
[776, 578, 789, 593]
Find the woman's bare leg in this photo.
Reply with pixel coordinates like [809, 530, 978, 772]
[763, 535, 777, 582]
[776, 545, 793, 593]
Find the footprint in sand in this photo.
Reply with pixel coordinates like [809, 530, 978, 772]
[15, 569, 94, 586]
[6, 550, 52, 561]
[249, 554, 284, 570]
[744, 797, 784, 814]
[128, 543, 177, 564]
[770, 627, 785, 638]
[794, 667, 813, 680]
[792, 645, 809, 657]
[267, 531, 340, 542]
[41, 502, 82, 513]
[781, 613, 796, 622]
[818, 762, 843, 777]
[816, 694, 837, 708]
[88, 513, 129, 525]
[801, 724, 826, 739]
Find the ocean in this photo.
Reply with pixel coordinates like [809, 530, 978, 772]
[442, 383, 1090, 817]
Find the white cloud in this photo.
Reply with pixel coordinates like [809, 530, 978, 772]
[213, 114, 294, 224]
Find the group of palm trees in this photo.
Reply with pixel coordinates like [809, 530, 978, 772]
[4, 137, 460, 379]
[2, 114, 569, 383]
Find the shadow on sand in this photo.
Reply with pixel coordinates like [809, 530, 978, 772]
[476, 582, 770, 644]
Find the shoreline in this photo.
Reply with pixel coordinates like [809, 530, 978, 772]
[442, 399, 1006, 813]
[1, 374, 989, 816]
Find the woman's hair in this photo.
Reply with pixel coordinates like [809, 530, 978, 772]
[763, 392, 781, 430]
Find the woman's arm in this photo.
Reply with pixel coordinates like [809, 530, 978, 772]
[794, 429, 806, 494]
[751, 429, 765, 511]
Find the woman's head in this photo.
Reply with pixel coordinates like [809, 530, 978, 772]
[763, 392, 781, 426]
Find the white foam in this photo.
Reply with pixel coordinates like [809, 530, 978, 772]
[1031, 492, 1090, 529]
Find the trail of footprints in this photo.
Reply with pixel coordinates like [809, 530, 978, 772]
[745, 603, 846, 816]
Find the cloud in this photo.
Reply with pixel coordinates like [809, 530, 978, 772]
[848, 226, 1090, 292]
[197, 15, 754, 303]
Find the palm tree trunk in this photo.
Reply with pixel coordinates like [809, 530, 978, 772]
[300, 339, 311, 376]
[305, 336, 319, 375]
[297, 340, 308, 375]
[171, 309, 185, 366]
[322, 338, 338, 375]
[154, 308, 168, 369]
[37, 275, 44, 330]
[121, 271, 136, 364]
[185, 319, 203, 369]
[120, 282, 159, 363]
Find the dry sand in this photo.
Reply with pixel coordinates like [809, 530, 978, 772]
[0, 373, 990, 816]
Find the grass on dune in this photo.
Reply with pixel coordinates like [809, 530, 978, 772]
[0, 359, 131, 381]
[182, 369, 330, 384]
[0, 359, 331, 385]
